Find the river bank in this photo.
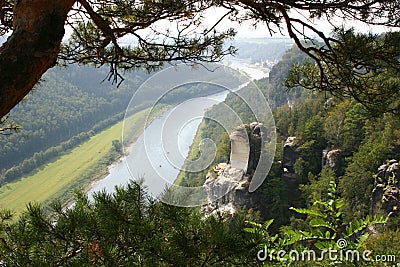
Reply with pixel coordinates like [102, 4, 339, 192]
[0, 110, 148, 215]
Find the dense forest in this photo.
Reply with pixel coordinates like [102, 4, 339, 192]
[176, 44, 400, 263]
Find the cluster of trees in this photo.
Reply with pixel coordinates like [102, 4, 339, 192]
[272, 94, 400, 221]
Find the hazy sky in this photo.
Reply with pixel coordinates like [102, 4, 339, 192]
[61, 6, 393, 45]
[205, 7, 392, 38]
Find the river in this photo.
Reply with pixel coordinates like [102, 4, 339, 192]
[87, 62, 269, 198]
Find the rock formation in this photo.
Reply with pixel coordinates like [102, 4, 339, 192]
[371, 159, 400, 218]
[322, 149, 345, 175]
[229, 125, 250, 172]
[282, 136, 298, 178]
[203, 163, 252, 216]
[202, 122, 266, 216]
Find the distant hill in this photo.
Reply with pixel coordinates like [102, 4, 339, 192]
[229, 38, 293, 63]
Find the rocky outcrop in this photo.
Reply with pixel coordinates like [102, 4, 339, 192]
[229, 122, 266, 174]
[371, 159, 400, 218]
[229, 125, 250, 172]
[282, 136, 298, 178]
[202, 122, 265, 216]
[322, 149, 345, 175]
[203, 163, 252, 216]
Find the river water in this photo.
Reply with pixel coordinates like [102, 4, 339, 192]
[87, 63, 269, 198]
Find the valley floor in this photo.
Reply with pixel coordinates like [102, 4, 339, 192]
[0, 109, 149, 215]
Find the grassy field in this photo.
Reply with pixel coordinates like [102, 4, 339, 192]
[174, 120, 205, 186]
[0, 109, 150, 215]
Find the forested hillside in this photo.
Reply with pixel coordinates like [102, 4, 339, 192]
[178, 44, 400, 251]
[177, 44, 309, 187]
[267, 45, 310, 109]
[0, 65, 149, 182]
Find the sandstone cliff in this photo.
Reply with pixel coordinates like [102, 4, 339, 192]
[371, 159, 400, 218]
[202, 122, 265, 216]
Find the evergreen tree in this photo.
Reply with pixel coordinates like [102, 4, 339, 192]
[1, 0, 398, 119]
[0, 180, 260, 266]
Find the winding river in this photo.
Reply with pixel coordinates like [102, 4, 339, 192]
[87, 62, 269, 198]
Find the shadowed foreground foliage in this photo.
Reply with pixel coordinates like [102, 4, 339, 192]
[0, 180, 260, 266]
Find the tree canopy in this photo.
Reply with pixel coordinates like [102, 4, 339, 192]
[0, 0, 399, 121]
[286, 30, 400, 115]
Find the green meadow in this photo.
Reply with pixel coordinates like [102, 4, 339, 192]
[0, 109, 150, 215]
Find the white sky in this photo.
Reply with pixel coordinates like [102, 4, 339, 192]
[62, 6, 394, 44]
[204, 7, 393, 38]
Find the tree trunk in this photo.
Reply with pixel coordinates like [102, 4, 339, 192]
[0, 0, 75, 119]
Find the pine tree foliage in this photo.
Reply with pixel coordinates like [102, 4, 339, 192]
[0, 180, 259, 266]
[1, 0, 399, 118]
[286, 30, 400, 114]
